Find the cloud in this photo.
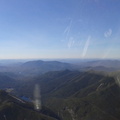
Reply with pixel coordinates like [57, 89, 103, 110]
[104, 29, 112, 38]
[67, 37, 75, 48]
[82, 36, 91, 57]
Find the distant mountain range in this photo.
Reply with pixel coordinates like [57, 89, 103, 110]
[19, 60, 76, 76]
[0, 59, 120, 77]
[0, 60, 77, 77]
[78, 59, 120, 69]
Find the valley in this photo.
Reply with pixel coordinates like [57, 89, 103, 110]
[0, 59, 120, 119]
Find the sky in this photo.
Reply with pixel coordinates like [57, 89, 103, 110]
[0, 0, 120, 59]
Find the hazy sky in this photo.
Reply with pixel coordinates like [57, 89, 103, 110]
[0, 0, 120, 59]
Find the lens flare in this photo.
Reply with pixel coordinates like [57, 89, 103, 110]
[33, 84, 41, 110]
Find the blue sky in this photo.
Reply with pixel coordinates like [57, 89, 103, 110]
[0, 0, 120, 59]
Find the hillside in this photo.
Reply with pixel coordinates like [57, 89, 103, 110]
[0, 90, 60, 120]
[41, 71, 120, 120]
[0, 73, 17, 89]
[12, 70, 120, 120]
